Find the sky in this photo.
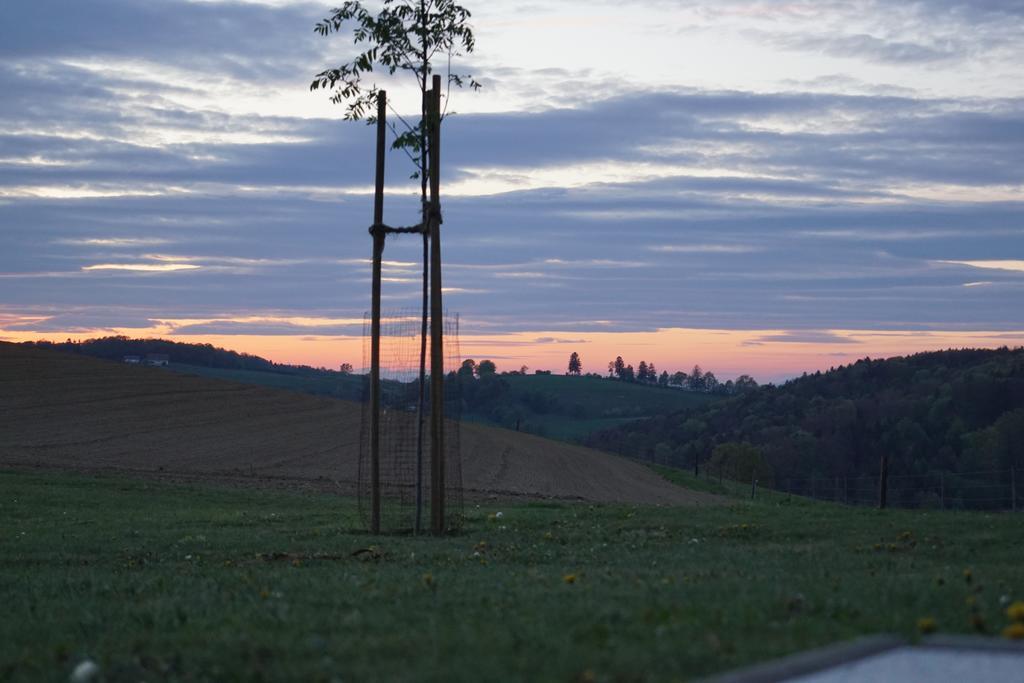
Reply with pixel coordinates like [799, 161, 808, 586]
[1, 0, 1023, 382]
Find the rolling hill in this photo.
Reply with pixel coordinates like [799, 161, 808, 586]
[591, 347, 1024, 503]
[0, 343, 718, 506]
[19, 338, 722, 443]
[460, 372, 719, 441]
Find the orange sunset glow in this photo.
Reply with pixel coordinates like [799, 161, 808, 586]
[5, 323, 1022, 383]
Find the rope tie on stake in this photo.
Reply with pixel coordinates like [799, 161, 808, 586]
[368, 222, 427, 236]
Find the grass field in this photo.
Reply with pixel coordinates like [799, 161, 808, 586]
[168, 362, 719, 444]
[497, 374, 716, 416]
[465, 413, 645, 443]
[166, 363, 365, 402]
[3, 470, 1023, 682]
[465, 374, 718, 442]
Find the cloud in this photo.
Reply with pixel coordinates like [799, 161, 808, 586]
[937, 260, 1024, 272]
[56, 237, 174, 247]
[168, 321, 361, 336]
[0, 0, 1022, 344]
[533, 337, 589, 344]
[743, 331, 862, 346]
[767, 32, 963, 65]
[82, 263, 200, 272]
[648, 244, 762, 254]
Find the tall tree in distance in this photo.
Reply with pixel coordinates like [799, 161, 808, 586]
[614, 356, 626, 380]
[568, 352, 582, 376]
[690, 365, 705, 392]
[637, 360, 648, 382]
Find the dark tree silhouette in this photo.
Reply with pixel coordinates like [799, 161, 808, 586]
[690, 365, 705, 391]
[568, 352, 582, 376]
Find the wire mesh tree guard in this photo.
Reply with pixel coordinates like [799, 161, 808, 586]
[357, 310, 463, 534]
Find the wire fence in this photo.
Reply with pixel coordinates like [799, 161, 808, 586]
[692, 463, 1021, 511]
[357, 309, 463, 534]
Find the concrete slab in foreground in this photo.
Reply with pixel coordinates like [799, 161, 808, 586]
[705, 635, 1024, 683]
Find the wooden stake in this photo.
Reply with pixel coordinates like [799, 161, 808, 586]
[878, 454, 889, 510]
[1012, 466, 1017, 513]
[429, 76, 445, 535]
[368, 91, 387, 534]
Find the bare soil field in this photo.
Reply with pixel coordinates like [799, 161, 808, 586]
[0, 343, 719, 505]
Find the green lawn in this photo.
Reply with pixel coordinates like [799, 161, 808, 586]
[500, 374, 716, 418]
[167, 365, 719, 444]
[462, 413, 644, 442]
[2, 470, 1023, 682]
[167, 364, 365, 401]
[465, 374, 718, 442]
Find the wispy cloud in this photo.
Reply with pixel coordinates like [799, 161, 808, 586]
[82, 263, 200, 273]
[743, 331, 862, 346]
[937, 260, 1024, 273]
[648, 244, 762, 254]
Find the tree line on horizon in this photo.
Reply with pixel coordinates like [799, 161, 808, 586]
[589, 347, 1024, 509]
[452, 353, 759, 396]
[604, 355, 759, 395]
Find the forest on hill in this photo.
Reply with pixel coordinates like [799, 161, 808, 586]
[589, 348, 1024, 502]
[20, 337, 341, 377]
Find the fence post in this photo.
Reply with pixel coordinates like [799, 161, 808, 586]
[751, 478, 757, 500]
[368, 90, 387, 535]
[940, 472, 945, 510]
[811, 476, 816, 500]
[1012, 466, 1017, 513]
[878, 455, 889, 509]
[428, 77, 445, 536]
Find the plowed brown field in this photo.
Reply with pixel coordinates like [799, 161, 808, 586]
[0, 343, 719, 505]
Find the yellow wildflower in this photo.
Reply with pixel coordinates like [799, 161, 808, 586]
[917, 617, 938, 634]
[563, 573, 578, 584]
[1006, 601, 1024, 622]
[1002, 622, 1024, 640]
